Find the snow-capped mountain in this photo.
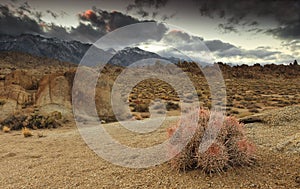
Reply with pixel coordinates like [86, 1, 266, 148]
[0, 34, 91, 63]
[107, 47, 182, 66]
[0, 34, 183, 66]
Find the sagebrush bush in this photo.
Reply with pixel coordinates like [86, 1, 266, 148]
[22, 127, 33, 137]
[167, 108, 256, 174]
[2, 126, 10, 133]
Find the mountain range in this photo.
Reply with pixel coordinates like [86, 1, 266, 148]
[0, 34, 91, 64]
[0, 34, 180, 66]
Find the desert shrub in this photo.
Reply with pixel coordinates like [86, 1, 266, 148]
[0, 115, 27, 130]
[166, 102, 180, 111]
[133, 103, 149, 112]
[0, 112, 63, 130]
[2, 126, 10, 133]
[22, 127, 33, 137]
[167, 108, 256, 174]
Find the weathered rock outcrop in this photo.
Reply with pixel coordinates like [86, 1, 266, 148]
[4, 70, 37, 90]
[0, 99, 17, 121]
[36, 73, 72, 115]
[0, 73, 36, 121]
[0, 85, 33, 106]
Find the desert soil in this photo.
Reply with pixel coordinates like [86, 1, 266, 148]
[0, 106, 300, 189]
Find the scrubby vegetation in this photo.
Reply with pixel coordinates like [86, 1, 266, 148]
[0, 111, 64, 131]
[167, 108, 256, 174]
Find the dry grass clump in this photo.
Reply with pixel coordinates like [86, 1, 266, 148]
[167, 108, 256, 174]
[2, 126, 10, 133]
[22, 127, 33, 137]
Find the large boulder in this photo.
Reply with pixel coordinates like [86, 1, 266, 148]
[36, 69, 129, 122]
[36, 74, 72, 115]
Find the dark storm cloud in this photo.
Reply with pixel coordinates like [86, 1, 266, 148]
[205, 40, 235, 52]
[45, 22, 105, 42]
[163, 30, 203, 44]
[217, 24, 238, 33]
[152, 12, 158, 19]
[195, 0, 300, 40]
[77, 8, 170, 43]
[137, 9, 149, 18]
[69, 23, 106, 42]
[126, 0, 176, 21]
[0, 4, 43, 35]
[127, 0, 168, 11]
[79, 8, 141, 32]
[0, 2, 166, 43]
[126, 0, 300, 40]
[106, 11, 140, 31]
[0, 4, 105, 43]
[79, 9, 104, 28]
[204, 39, 280, 59]
[159, 30, 207, 54]
[98, 22, 169, 51]
[266, 23, 300, 40]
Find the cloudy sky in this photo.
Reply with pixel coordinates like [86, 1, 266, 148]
[0, 0, 299, 65]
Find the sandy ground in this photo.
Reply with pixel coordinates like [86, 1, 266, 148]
[0, 108, 300, 189]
